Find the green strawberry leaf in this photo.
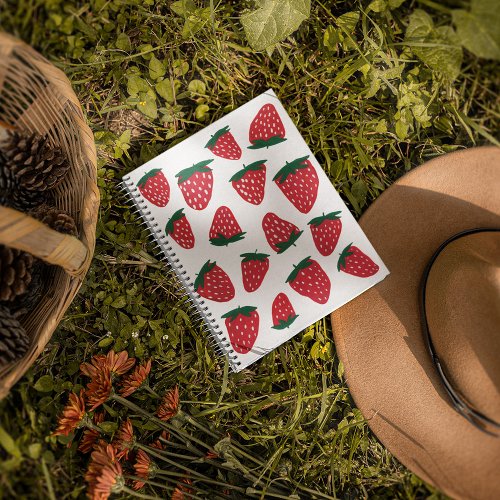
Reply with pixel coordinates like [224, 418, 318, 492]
[205, 125, 230, 149]
[273, 155, 310, 183]
[221, 305, 257, 322]
[272, 313, 299, 330]
[275, 229, 303, 254]
[137, 168, 162, 189]
[248, 136, 287, 149]
[209, 232, 246, 246]
[229, 160, 267, 182]
[241, 0, 311, 51]
[193, 260, 216, 291]
[308, 211, 342, 227]
[240, 251, 270, 262]
[165, 208, 185, 235]
[175, 159, 213, 183]
[286, 256, 313, 283]
[337, 242, 354, 271]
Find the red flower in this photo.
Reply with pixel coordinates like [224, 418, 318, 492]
[86, 443, 124, 499]
[156, 386, 179, 421]
[112, 418, 135, 460]
[79, 411, 105, 454]
[86, 367, 113, 411]
[150, 430, 170, 450]
[132, 449, 157, 490]
[205, 450, 219, 460]
[119, 359, 152, 397]
[52, 390, 86, 437]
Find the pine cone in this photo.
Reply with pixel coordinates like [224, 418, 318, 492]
[0, 245, 34, 301]
[2, 131, 70, 192]
[9, 262, 46, 317]
[0, 305, 29, 367]
[30, 205, 78, 236]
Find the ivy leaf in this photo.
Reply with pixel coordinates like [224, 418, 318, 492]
[241, 0, 311, 51]
[149, 55, 166, 80]
[116, 33, 131, 51]
[34, 375, 54, 393]
[405, 9, 463, 81]
[452, 0, 500, 60]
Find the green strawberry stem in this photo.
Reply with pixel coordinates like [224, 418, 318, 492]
[272, 314, 299, 330]
[193, 260, 216, 290]
[175, 159, 213, 183]
[209, 231, 246, 246]
[273, 155, 310, 184]
[248, 136, 287, 149]
[221, 305, 257, 322]
[137, 168, 162, 189]
[337, 243, 354, 271]
[275, 229, 303, 254]
[165, 208, 185, 235]
[286, 256, 313, 283]
[205, 125, 230, 149]
[229, 160, 267, 182]
[240, 251, 270, 262]
[308, 211, 342, 227]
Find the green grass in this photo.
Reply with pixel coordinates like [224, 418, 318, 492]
[0, 0, 498, 498]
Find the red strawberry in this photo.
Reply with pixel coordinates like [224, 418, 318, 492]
[248, 103, 287, 149]
[273, 156, 319, 214]
[209, 206, 246, 246]
[175, 160, 214, 210]
[205, 126, 242, 160]
[271, 293, 298, 330]
[165, 208, 195, 249]
[286, 256, 331, 304]
[137, 169, 170, 207]
[262, 212, 303, 254]
[308, 211, 342, 256]
[229, 160, 266, 205]
[337, 243, 379, 278]
[240, 251, 270, 292]
[194, 260, 235, 302]
[221, 306, 259, 354]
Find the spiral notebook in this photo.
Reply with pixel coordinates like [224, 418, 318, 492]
[122, 90, 389, 372]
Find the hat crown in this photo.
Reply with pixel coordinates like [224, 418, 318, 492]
[425, 231, 500, 425]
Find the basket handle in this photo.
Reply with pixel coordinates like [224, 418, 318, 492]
[0, 206, 88, 277]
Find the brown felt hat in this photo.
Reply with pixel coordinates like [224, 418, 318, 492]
[331, 147, 500, 499]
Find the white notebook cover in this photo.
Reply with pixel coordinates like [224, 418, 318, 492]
[122, 90, 389, 372]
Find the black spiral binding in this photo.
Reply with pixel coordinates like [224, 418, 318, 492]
[120, 176, 241, 372]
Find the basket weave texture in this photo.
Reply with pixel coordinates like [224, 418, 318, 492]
[0, 33, 98, 399]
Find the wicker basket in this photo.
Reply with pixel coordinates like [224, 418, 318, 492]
[0, 33, 98, 399]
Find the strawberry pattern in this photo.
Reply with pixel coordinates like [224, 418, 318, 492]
[124, 91, 387, 372]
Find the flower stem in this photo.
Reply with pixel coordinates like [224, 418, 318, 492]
[121, 485, 161, 499]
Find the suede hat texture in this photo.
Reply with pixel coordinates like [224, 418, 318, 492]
[331, 147, 500, 499]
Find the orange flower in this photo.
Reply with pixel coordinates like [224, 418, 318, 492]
[86, 443, 123, 499]
[81, 351, 135, 380]
[79, 411, 105, 454]
[156, 386, 179, 421]
[112, 418, 135, 460]
[86, 367, 113, 411]
[119, 359, 152, 397]
[150, 430, 170, 450]
[52, 390, 86, 437]
[132, 449, 157, 490]
[80, 354, 107, 378]
[171, 478, 193, 500]
[106, 350, 135, 377]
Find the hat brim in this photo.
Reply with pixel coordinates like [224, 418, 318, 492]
[331, 147, 500, 499]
